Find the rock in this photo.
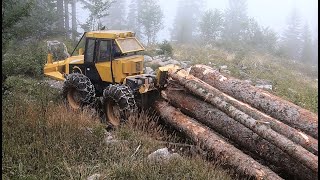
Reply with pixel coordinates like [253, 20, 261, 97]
[244, 79, 252, 84]
[185, 67, 191, 73]
[147, 147, 181, 162]
[148, 147, 170, 161]
[241, 65, 248, 70]
[87, 173, 101, 180]
[163, 56, 172, 61]
[144, 67, 154, 74]
[255, 79, 273, 90]
[45, 79, 64, 90]
[219, 65, 228, 70]
[221, 69, 231, 74]
[205, 44, 213, 49]
[170, 153, 181, 160]
[255, 84, 273, 91]
[255, 79, 272, 85]
[166, 59, 180, 66]
[180, 62, 188, 68]
[144, 55, 153, 62]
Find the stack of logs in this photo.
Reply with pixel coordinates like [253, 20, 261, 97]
[154, 64, 318, 180]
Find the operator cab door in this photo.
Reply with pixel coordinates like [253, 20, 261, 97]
[84, 38, 112, 82]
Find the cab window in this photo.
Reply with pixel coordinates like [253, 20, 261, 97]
[97, 40, 111, 62]
[85, 39, 95, 63]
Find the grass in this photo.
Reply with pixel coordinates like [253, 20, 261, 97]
[172, 44, 318, 113]
[2, 76, 234, 180]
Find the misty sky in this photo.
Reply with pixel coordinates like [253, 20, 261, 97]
[76, 0, 318, 41]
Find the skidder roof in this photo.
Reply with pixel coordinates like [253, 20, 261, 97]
[86, 30, 135, 39]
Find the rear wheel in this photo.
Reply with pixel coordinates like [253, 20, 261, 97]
[103, 84, 137, 127]
[62, 73, 95, 109]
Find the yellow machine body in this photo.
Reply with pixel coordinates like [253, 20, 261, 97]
[44, 30, 145, 83]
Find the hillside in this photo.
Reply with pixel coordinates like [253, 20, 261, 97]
[2, 44, 318, 179]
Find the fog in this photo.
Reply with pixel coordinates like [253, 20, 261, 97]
[77, 0, 318, 41]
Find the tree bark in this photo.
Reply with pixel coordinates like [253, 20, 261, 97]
[57, 0, 65, 32]
[71, 0, 77, 41]
[180, 67, 319, 156]
[64, 0, 70, 39]
[190, 64, 318, 139]
[168, 68, 318, 173]
[154, 100, 283, 180]
[162, 88, 317, 180]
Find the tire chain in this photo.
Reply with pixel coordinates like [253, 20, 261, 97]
[63, 73, 96, 106]
[103, 84, 138, 117]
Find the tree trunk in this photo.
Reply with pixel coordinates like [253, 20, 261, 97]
[162, 88, 317, 180]
[64, 0, 70, 39]
[179, 67, 319, 155]
[57, 0, 65, 32]
[190, 64, 318, 139]
[168, 68, 318, 173]
[71, 0, 77, 41]
[154, 100, 283, 180]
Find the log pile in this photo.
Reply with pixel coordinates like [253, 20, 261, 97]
[154, 65, 318, 180]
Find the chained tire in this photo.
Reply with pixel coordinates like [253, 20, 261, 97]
[62, 73, 96, 109]
[103, 84, 137, 127]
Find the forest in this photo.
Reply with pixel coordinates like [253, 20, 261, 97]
[2, 0, 318, 179]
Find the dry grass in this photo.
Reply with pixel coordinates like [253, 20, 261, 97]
[2, 76, 234, 180]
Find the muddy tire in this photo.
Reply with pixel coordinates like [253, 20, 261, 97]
[103, 84, 137, 126]
[62, 73, 95, 109]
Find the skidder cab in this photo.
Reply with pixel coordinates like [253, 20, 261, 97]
[44, 30, 176, 127]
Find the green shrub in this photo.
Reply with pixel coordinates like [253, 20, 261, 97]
[158, 40, 173, 57]
[3, 40, 47, 78]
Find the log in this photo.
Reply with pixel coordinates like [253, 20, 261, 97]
[162, 88, 316, 180]
[154, 100, 283, 180]
[168, 68, 318, 173]
[186, 67, 319, 155]
[190, 64, 318, 139]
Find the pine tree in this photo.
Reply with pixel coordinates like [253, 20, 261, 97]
[102, 0, 127, 30]
[300, 23, 313, 64]
[127, 0, 141, 37]
[57, 0, 65, 32]
[82, 0, 113, 30]
[222, 0, 249, 46]
[64, 0, 70, 39]
[199, 9, 223, 44]
[171, 0, 204, 43]
[138, 0, 163, 44]
[312, 38, 318, 65]
[71, 0, 78, 41]
[2, 0, 33, 51]
[280, 8, 302, 60]
[261, 27, 278, 53]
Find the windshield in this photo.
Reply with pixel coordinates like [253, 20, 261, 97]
[115, 37, 145, 53]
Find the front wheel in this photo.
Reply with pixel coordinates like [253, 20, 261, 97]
[103, 84, 137, 127]
[62, 73, 95, 109]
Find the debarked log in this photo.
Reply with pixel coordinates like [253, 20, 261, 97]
[168, 68, 318, 173]
[154, 100, 283, 180]
[190, 64, 318, 139]
[162, 89, 316, 180]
